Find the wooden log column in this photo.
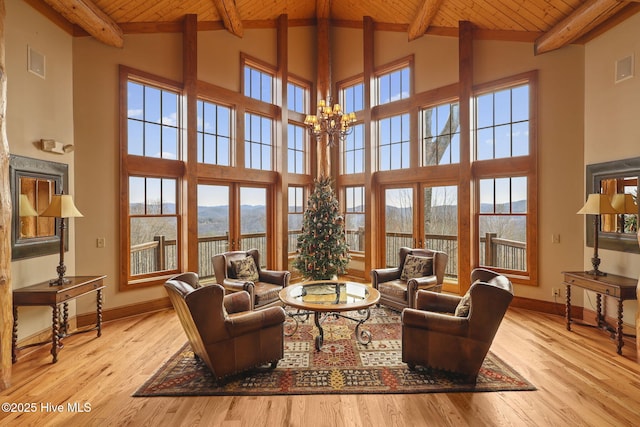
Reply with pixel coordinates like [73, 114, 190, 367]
[316, 18, 331, 178]
[0, 0, 13, 390]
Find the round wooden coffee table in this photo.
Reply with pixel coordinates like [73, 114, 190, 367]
[279, 280, 380, 350]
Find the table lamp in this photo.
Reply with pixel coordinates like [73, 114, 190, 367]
[40, 194, 83, 286]
[577, 194, 619, 276]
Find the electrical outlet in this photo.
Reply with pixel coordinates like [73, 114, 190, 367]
[552, 288, 561, 298]
[96, 237, 106, 248]
[551, 234, 560, 244]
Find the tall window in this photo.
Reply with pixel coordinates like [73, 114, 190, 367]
[473, 74, 536, 281]
[421, 102, 460, 166]
[128, 177, 179, 277]
[378, 114, 410, 171]
[288, 186, 305, 253]
[345, 186, 365, 252]
[475, 84, 529, 160]
[478, 177, 528, 271]
[376, 66, 410, 105]
[127, 81, 179, 159]
[245, 113, 272, 170]
[288, 124, 306, 174]
[197, 100, 231, 165]
[122, 69, 183, 289]
[244, 65, 273, 103]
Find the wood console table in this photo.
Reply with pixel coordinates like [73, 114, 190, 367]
[562, 271, 637, 355]
[12, 275, 106, 363]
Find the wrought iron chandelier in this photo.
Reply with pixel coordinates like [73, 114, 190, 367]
[304, 97, 357, 147]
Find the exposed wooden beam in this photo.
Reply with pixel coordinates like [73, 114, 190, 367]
[316, 0, 331, 19]
[408, 0, 445, 41]
[534, 0, 619, 55]
[212, 0, 244, 38]
[42, 0, 123, 48]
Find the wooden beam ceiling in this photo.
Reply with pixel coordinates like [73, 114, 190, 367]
[42, 0, 123, 48]
[212, 0, 244, 38]
[408, 0, 445, 41]
[534, 0, 620, 55]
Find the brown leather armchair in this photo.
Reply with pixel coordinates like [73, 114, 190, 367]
[370, 247, 448, 311]
[164, 272, 286, 382]
[401, 268, 514, 381]
[212, 249, 290, 310]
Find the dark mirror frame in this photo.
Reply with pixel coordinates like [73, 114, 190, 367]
[9, 154, 69, 260]
[585, 156, 640, 254]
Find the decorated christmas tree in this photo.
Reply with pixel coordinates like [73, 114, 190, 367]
[293, 176, 350, 280]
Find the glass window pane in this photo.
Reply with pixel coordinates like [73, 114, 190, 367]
[128, 82, 144, 119]
[144, 87, 161, 124]
[476, 93, 493, 129]
[128, 120, 144, 156]
[494, 124, 511, 159]
[129, 177, 145, 214]
[512, 85, 529, 122]
[479, 179, 494, 213]
[145, 123, 161, 158]
[512, 122, 529, 156]
[494, 89, 511, 125]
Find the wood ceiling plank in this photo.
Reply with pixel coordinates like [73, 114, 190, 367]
[43, 0, 124, 47]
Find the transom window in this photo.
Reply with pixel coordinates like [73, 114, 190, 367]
[244, 64, 274, 103]
[287, 82, 307, 114]
[378, 114, 410, 171]
[341, 82, 364, 113]
[475, 84, 529, 160]
[197, 100, 231, 166]
[244, 112, 272, 170]
[376, 66, 410, 105]
[342, 123, 364, 174]
[127, 81, 179, 159]
[421, 102, 460, 166]
[287, 123, 306, 174]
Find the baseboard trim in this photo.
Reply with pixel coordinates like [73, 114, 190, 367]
[511, 295, 582, 319]
[77, 296, 172, 327]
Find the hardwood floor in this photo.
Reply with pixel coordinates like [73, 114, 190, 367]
[1, 306, 639, 426]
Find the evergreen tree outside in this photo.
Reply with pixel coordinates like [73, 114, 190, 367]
[293, 176, 350, 280]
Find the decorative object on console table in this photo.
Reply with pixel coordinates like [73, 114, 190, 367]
[40, 193, 83, 285]
[562, 271, 637, 355]
[576, 194, 619, 276]
[12, 275, 106, 363]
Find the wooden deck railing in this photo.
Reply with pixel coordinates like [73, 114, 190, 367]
[132, 231, 526, 280]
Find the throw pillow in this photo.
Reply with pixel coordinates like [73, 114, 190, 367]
[454, 291, 471, 317]
[231, 256, 259, 282]
[400, 254, 434, 280]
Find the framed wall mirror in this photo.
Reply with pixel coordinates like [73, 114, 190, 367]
[585, 156, 640, 254]
[9, 154, 69, 260]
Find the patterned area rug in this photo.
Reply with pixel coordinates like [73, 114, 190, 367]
[134, 307, 535, 396]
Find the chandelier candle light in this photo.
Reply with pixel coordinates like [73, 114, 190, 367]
[304, 98, 357, 147]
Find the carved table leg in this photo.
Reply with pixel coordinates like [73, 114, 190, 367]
[12, 306, 18, 364]
[62, 302, 69, 336]
[596, 293, 603, 327]
[565, 283, 572, 331]
[97, 289, 103, 337]
[51, 305, 59, 363]
[616, 300, 624, 355]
